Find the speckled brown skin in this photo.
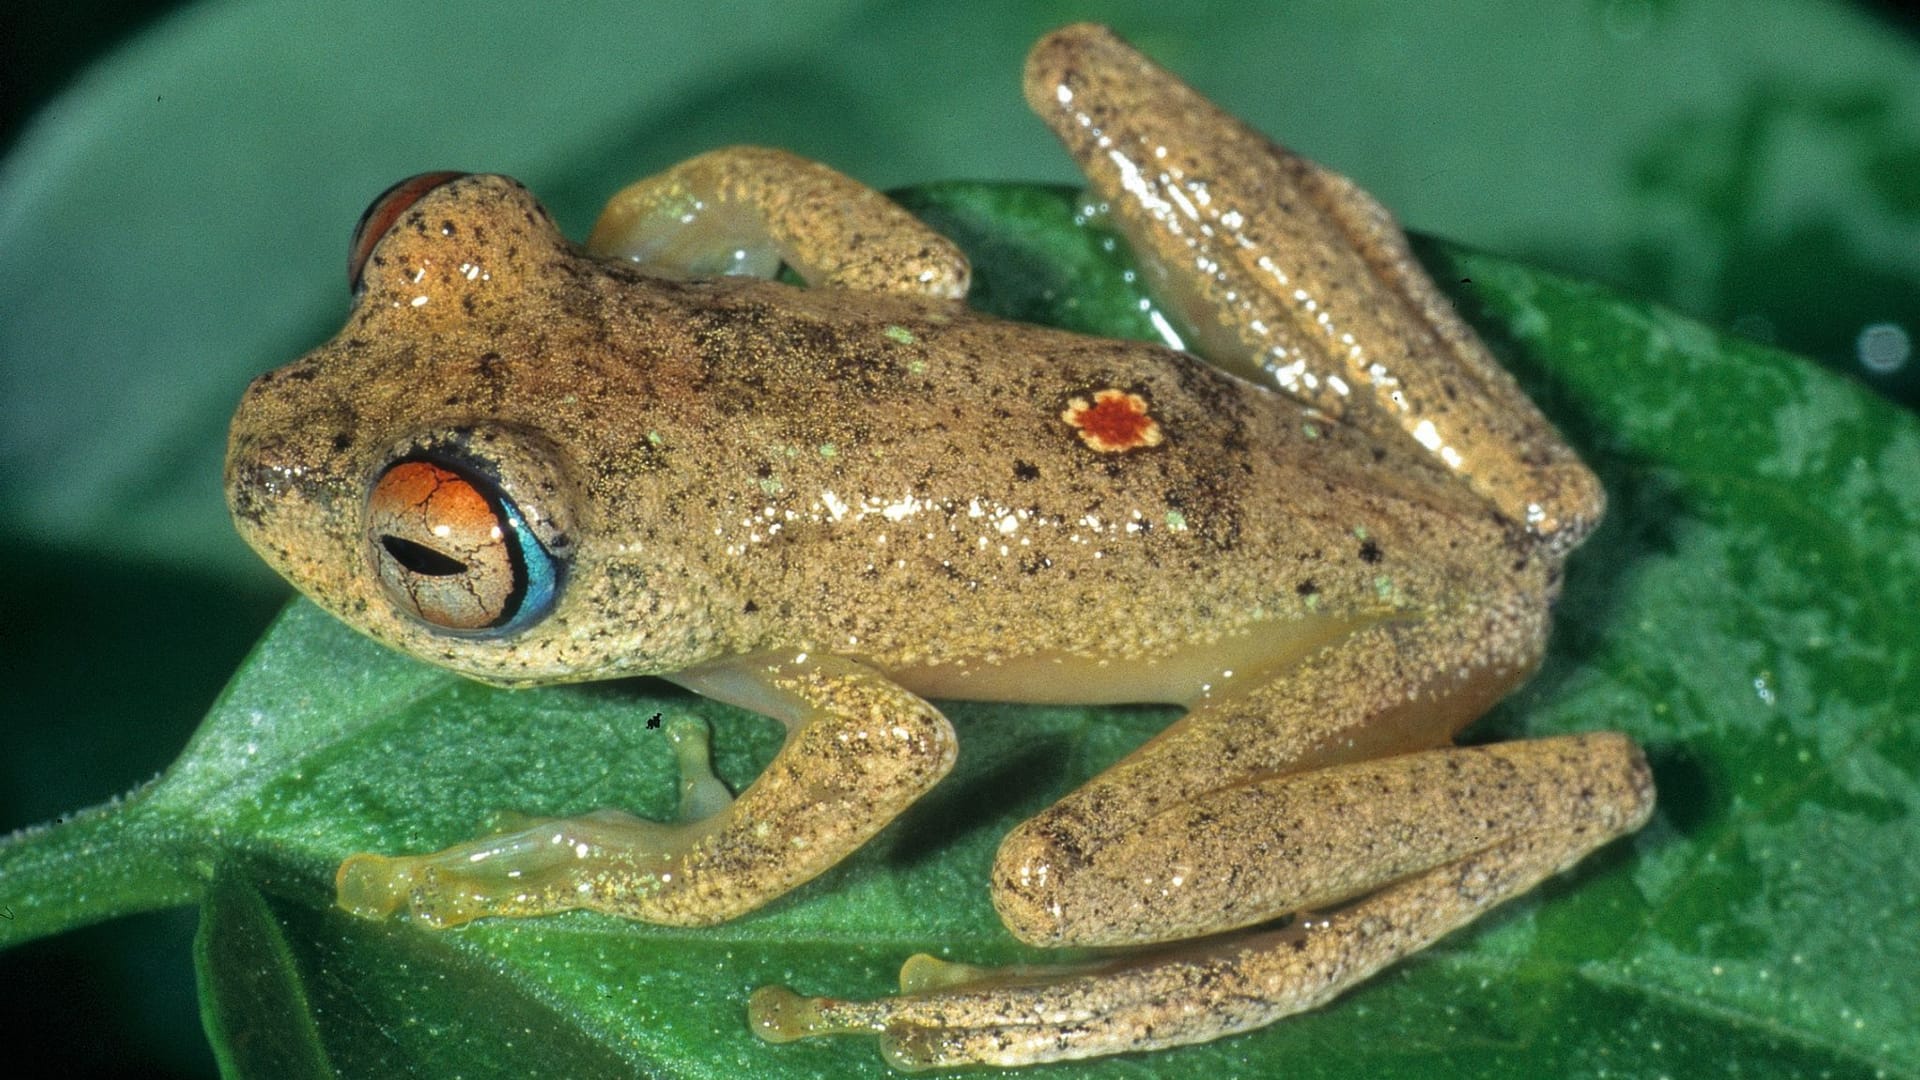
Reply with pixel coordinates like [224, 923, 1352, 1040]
[225, 22, 1651, 1070]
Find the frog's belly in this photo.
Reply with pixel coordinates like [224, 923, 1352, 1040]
[883, 613, 1362, 708]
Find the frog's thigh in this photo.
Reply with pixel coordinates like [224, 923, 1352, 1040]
[998, 610, 1646, 946]
[335, 654, 955, 929]
[586, 146, 969, 298]
[998, 732, 1649, 948]
[989, 607, 1530, 944]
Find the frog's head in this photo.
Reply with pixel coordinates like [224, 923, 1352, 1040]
[226, 172, 724, 685]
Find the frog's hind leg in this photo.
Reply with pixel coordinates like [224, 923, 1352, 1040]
[749, 610, 1652, 1068]
[587, 146, 970, 299]
[756, 804, 1638, 1070]
[1025, 24, 1602, 551]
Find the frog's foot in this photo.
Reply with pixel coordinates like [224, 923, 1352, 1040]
[749, 953, 1119, 1069]
[334, 717, 734, 928]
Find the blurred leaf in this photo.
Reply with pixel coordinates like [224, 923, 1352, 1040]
[4, 182, 1915, 1078]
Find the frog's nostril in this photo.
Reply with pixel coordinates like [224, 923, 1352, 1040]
[380, 534, 468, 577]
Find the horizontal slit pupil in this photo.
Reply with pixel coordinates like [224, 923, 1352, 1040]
[382, 534, 468, 576]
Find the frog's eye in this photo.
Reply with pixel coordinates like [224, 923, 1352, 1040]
[348, 171, 469, 294]
[366, 458, 560, 633]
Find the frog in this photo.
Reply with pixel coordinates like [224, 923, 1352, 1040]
[224, 23, 1653, 1070]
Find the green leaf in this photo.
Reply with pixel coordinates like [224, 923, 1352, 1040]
[5, 179, 1917, 1077]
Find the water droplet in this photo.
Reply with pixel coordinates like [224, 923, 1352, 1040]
[1857, 322, 1910, 374]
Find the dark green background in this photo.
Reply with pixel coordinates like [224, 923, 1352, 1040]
[3, 2, 1918, 1076]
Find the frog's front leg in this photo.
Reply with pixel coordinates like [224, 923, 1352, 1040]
[750, 611, 1653, 1069]
[335, 653, 955, 928]
[586, 146, 970, 298]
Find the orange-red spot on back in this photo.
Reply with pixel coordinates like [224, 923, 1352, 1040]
[1062, 388, 1164, 453]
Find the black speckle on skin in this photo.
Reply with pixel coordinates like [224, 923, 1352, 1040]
[742, 599, 759, 614]
[1014, 460, 1041, 482]
[1295, 579, 1318, 597]
[331, 433, 351, 452]
[229, 486, 268, 527]
[1358, 539, 1383, 564]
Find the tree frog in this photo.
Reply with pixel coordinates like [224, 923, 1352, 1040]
[225, 23, 1653, 1070]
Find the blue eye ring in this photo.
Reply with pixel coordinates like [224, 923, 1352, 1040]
[491, 479, 560, 633]
[367, 455, 564, 635]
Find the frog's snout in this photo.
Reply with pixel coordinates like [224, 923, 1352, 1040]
[224, 363, 369, 607]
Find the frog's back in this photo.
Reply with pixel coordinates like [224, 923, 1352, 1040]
[576, 273, 1523, 678]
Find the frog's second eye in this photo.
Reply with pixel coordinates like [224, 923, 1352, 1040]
[348, 171, 469, 294]
[366, 459, 559, 633]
